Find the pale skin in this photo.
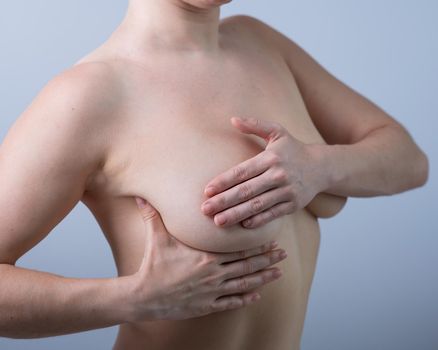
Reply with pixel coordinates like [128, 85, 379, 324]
[0, 0, 429, 349]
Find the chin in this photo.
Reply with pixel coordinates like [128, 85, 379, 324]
[185, 0, 233, 9]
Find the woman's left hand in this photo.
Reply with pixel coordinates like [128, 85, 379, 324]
[201, 116, 328, 229]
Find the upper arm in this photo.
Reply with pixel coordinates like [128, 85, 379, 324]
[234, 15, 403, 145]
[0, 63, 114, 265]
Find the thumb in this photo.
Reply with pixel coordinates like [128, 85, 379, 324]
[135, 197, 167, 235]
[230, 116, 284, 143]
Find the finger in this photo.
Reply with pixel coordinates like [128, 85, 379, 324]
[210, 292, 261, 312]
[217, 240, 278, 264]
[202, 167, 282, 217]
[221, 248, 287, 280]
[240, 201, 297, 229]
[220, 267, 282, 295]
[212, 187, 291, 228]
[203, 152, 271, 198]
[134, 196, 167, 240]
[230, 116, 285, 143]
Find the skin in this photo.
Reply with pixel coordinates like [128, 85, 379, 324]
[0, 0, 429, 349]
[201, 116, 334, 228]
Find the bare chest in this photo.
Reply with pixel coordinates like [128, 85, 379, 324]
[88, 52, 325, 253]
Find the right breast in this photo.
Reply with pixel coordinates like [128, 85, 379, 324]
[109, 122, 294, 253]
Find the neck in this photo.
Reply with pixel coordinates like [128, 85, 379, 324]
[116, 0, 222, 55]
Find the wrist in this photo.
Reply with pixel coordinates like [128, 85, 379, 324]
[118, 272, 162, 324]
[308, 143, 342, 193]
[111, 274, 145, 324]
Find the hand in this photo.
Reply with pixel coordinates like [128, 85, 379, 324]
[201, 116, 327, 229]
[126, 197, 288, 322]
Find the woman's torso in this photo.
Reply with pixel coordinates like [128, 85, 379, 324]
[77, 18, 338, 350]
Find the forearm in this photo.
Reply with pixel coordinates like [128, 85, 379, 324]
[313, 124, 429, 197]
[0, 264, 134, 339]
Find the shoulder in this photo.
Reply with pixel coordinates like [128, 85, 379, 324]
[22, 61, 122, 152]
[41, 61, 121, 123]
[220, 15, 292, 51]
[5, 61, 121, 189]
[221, 14, 276, 33]
[220, 15, 305, 71]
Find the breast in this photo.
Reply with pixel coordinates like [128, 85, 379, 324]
[96, 54, 344, 253]
[104, 113, 293, 253]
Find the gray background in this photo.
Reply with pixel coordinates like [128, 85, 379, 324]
[0, 1, 436, 349]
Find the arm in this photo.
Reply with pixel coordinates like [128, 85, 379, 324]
[311, 126, 429, 197]
[272, 21, 429, 196]
[199, 15, 428, 229]
[237, 15, 428, 197]
[0, 265, 132, 338]
[0, 62, 288, 338]
[0, 63, 133, 338]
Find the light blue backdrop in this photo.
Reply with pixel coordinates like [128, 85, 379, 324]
[0, 1, 436, 349]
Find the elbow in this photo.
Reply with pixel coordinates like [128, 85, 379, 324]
[388, 148, 429, 195]
[413, 149, 429, 188]
[383, 124, 430, 194]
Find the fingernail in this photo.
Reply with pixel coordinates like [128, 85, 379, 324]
[205, 186, 216, 196]
[273, 269, 282, 278]
[270, 241, 278, 248]
[243, 219, 252, 227]
[202, 203, 213, 214]
[135, 197, 146, 209]
[279, 250, 288, 259]
[252, 293, 261, 301]
[215, 215, 227, 226]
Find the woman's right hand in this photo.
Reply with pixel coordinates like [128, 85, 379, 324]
[126, 197, 288, 322]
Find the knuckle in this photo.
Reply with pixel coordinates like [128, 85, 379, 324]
[242, 259, 254, 275]
[268, 251, 279, 264]
[230, 207, 240, 222]
[259, 243, 268, 254]
[233, 166, 247, 181]
[238, 278, 249, 291]
[262, 241, 273, 253]
[250, 197, 264, 214]
[248, 117, 259, 126]
[238, 184, 252, 201]
[271, 169, 288, 184]
[263, 270, 273, 283]
[268, 207, 278, 219]
[204, 275, 219, 288]
[238, 250, 247, 260]
[201, 252, 217, 266]
[226, 300, 235, 310]
[284, 186, 296, 200]
[230, 298, 243, 309]
[140, 210, 159, 221]
[267, 152, 281, 166]
[217, 195, 227, 208]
